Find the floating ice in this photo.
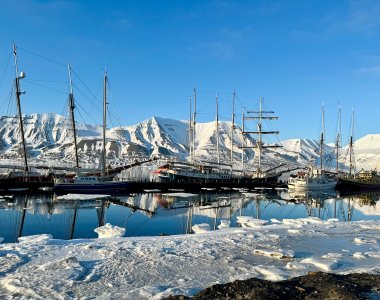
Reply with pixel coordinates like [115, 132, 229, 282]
[94, 223, 126, 238]
[353, 252, 366, 259]
[353, 237, 377, 245]
[192, 223, 211, 233]
[218, 220, 230, 229]
[237, 216, 267, 227]
[57, 194, 112, 200]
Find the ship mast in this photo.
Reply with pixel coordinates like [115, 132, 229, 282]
[320, 104, 325, 173]
[348, 109, 355, 176]
[230, 90, 235, 171]
[216, 94, 220, 168]
[192, 88, 197, 161]
[241, 108, 245, 176]
[335, 104, 342, 175]
[101, 70, 108, 177]
[243, 97, 280, 177]
[13, 44, 28, 172]
[188, 96, 193, 163]
[68, 64, 79, 171]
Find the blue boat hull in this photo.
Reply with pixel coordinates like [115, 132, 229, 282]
[54, 181, 130, 194]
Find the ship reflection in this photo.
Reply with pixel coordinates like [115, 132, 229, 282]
[0, 190, 379, 243]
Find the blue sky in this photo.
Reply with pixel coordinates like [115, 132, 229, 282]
[1, 0, 380, 144]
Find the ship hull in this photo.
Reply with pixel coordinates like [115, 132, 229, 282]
[54, 181, 131, 194]
[337, 178, 380, 191]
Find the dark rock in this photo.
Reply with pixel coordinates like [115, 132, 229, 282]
[164, 272, 380, 300]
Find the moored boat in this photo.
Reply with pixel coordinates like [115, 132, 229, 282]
[337, 169, 380, 191]
[53, 69, 131, 194]
[54, 175, 130, 194]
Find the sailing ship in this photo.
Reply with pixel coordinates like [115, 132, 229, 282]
[338, 169, 380, 191]
[156, 94, 284, 186]
[288, 105, 337, 191]
[240, 96, 284, 182]
[53, 69, 130, 194]
[337, 111, 380, 191]
[0, 44, 54, 192]
[156, 89, 233, 183]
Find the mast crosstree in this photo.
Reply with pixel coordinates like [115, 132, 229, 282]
[241, 97, 281, 177]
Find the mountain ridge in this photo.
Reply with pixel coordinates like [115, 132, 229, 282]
[0, 113, 378, 172]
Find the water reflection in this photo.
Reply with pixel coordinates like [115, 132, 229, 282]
[0, 190, 379, 243]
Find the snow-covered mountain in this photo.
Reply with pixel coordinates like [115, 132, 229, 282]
[0, 113, 378, 173]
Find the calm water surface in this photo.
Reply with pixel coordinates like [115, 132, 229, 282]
[1, 190, 379, 243]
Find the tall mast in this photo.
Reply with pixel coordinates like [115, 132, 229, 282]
[68, 64, 79, 171]
[335, 104, 341, 174]
[192, 88, 197, 161]
[13, 44, 28, 172]
[231, 90, 235, 169]
[320, 104, 325, 173]
[241, 108, 245, 176]
[243, 97, 280, 178]
[102, 70, 108, 177]
[188, 96, 193, 163]
[348, 109, 355, 176]
[257, 97, 263, 174]
[216, 94, 220, 168]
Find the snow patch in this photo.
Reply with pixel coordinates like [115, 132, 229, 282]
[18, 234, 52, 244]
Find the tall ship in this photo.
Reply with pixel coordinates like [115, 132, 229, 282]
[0, 44, 54, 192]
[337, 111, 380, 191]
[53, 69, 130, 194]
[156, 93, 285, 186]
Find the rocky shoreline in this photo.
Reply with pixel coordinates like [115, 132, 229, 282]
[166, 272, 380, 300]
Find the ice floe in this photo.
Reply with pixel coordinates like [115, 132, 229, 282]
[94, 223, 126, 238]
[0, 218, 379, 299]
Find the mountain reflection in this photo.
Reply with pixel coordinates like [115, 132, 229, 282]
[0, 190, 379, 243]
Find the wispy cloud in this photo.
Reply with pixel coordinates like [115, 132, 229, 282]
[356, 66, 380, 74]
[355, 54, 380, 74]
[321, 0, 380, 33]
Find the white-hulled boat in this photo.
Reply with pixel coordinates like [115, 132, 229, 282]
[288, 170, 336, 191]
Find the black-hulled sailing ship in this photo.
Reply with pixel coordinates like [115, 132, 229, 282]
[337, 111, 380, 191]
[53, 69, 130, 194]
[156, 94, 285, 186]
[0, 44, 54, 192]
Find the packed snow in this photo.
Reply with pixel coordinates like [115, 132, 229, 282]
[0, 217, 379, 299]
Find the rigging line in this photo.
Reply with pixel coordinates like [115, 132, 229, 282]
[122, 209, 134, 228]
[18, 47, 67, 68]
[6, 86, 15, 116]
[72, 82, 102, 113]
[0, 51, 12, 86]
[26, 79, 67, 84]
[106, 78, 122, 128]
[0, 85, 14, 114]
[116, 204, 127, 226]
[71, 68, 100, 102]
[23, 80, 67, 94]
[75, 100, 101, 126]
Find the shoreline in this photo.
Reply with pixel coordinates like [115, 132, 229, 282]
[0, 218, 379, 299]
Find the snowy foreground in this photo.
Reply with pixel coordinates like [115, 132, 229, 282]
[1, 218, 380, 299]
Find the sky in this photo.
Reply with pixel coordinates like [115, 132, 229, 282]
[0, 0, 380, 144]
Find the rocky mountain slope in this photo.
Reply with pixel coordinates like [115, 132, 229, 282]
[0, 113, 378, 173]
